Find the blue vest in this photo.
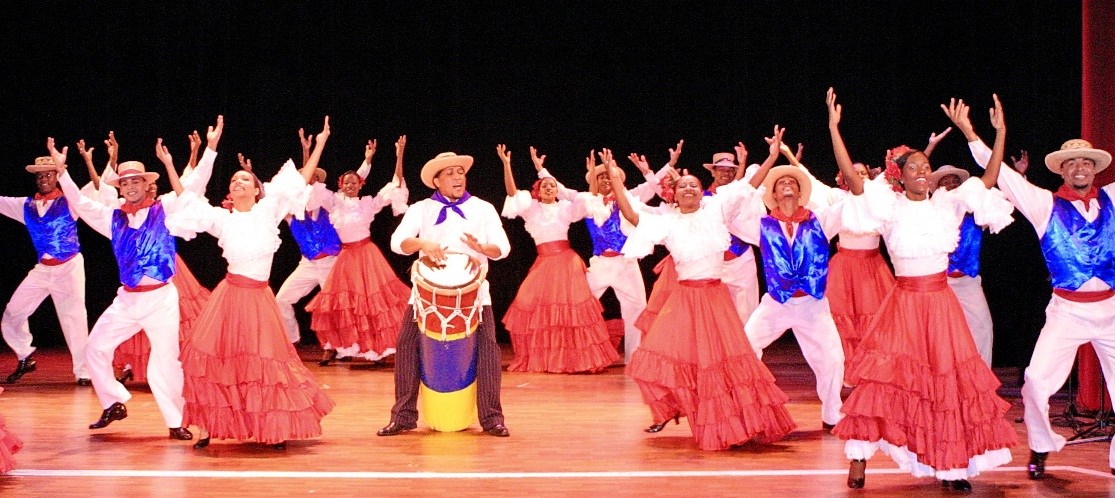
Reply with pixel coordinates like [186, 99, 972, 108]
[705, 190, 747, 257]
[585, 205, 627, 256]
[1039, 190, 1115, 291]
[759, 214, 829, 303]
[289, 209, 341, 259]
[111, 202, 177, 287]
[24, 196, 81, 262]
[948, 213, 982, 277]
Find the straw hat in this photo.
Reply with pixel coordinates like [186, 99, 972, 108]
[1044, 139, 1111, 174]
[25, 156, 59, 173]
[105, 161, 159, 188]
[928, 165, 970, 191]
[585, 164, 625, 192]
[421, 152, 473, 189]
[703, 152, 738, 172]
[762, 165, 811, 210]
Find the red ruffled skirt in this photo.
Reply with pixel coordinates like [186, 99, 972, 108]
[825, 246, 894, 377]
[306, 238, 410, 358]
[182, 274, 335, 444]
[635, 255, 678, 337]
[0, 414, 22, 474]
[113, 255, 212, 383]
[503, 241, 617, 373]
[626, 279, 797, 451]
[832, 273, 1017, 471]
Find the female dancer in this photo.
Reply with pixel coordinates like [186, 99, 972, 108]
[826, 88, 1017, 492]
[306, 136, 409, 364]
[612, 132, 796, 451]
[500, 145, 617, 373]
[169, 117, 336, 449]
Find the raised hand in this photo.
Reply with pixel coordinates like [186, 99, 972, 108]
[529, 146, 546, 172]
[188, 130, 202, 168]
[1011, 150, 1029, 175]
[924, 126, 953, 158]
[237, 152, 253, 172]
[989, 94, 1006, 132]
[496, 143, 511, 167]
[298, 128, 312, 167]
[585, 149, 597, 172]
[365, 139, 378, 163]
[206, 115, 224, 151]
[668, 139, 684, 168]
[395, 135, 406, 158]
[826, 87, 842, 128]
[795, 143, 804, 163]
[155, 138, 174, 168]
[627, 152, 650, 175]
[316, 116, 331, 143]
[76, 139, 95, 166]
[734, 141, 748, 166]
[764, 125, 786, 158]
[104, 131, 119, 169]
[941, 98, 976, 140]
[47, 137, 68, 169]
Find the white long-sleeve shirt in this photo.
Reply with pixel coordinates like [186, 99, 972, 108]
[501, 191, 587, 244]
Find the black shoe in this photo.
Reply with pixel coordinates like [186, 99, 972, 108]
[483, 424, 510, 437]
[169, 427, 193, 440]
[645, 414, 680, 433]
[5, 356, 36, 383]
[376, 422, 415, 436]
[89, 402, 128, 429]
[822, 422, 835, 431]
[1027, 451, 1048, 480]
[193, 437, 210, 450]
[116, 369, 134, 385]
[319, 349, 337, 367]
[948, 479, 972, 492]
[847, 459, 866, 489]
[76, 378, 92, 387]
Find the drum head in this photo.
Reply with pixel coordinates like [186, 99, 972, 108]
[413, 253, 483, 290]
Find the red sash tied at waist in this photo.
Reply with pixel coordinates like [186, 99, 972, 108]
[40, 254, 77, 266]
[342, 237, 371, 250]
[124, 281, 169, 293]
[835, 245, 880, 258]
[536, 240, 571, 256]
[948, 271, 968, 278]
[599, 249, 622, 257]
[226, 273, 270, 289]
[1053, 288, 1115, 303]
[679, 279, 721, 288]
[896, 272, 948, 292]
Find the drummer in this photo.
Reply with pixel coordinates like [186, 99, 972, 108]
[378, 151, 512, 437]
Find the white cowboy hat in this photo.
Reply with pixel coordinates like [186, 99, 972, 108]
[762, 165, 812, 211]
[703, 152, 738, 172]
[25, 156, 59, 173]
[421, 152, 473, 189]
[105, 161, 159, 188]
[1045, 139, 1112, 174]
[928, 165, 971, 191]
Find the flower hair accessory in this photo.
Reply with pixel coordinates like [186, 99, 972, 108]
[884, 145, 912, 192]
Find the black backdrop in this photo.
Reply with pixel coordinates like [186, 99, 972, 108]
[0, 1, 1082, 366]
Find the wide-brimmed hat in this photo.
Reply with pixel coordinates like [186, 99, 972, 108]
[105, 161, 159, 188]
[762, 165, 812, 210]
[928, 165, 971, 191]
[26, 156, 59, 173]
[313, 168, 327, 183]
[1045, 139, 1112, 174]
[585, 164, 626, 194]
[703, 152, 738, 172]
[421, 152, 473, 189]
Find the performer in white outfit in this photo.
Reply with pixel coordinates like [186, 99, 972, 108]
[946, 98, 1115, 479]
[702, 149, 760, 323]
[0, 155, 90, 385]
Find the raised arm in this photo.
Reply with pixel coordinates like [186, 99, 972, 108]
[749, 125, 785, 188]
[393, 135, 406, 184]
[298, 128, 313, 168]
[356, 138, 377, 179]
[301, 116, 329, 183]
[605, 150, 639, 226]
[923, 126, 953, 158]
[48, 137, 114, 237]
[827, 87, 862, 194]
[155, 138, 184, 195]
[76, 139, 101, 190]
[981, 95, 1007, 189]
[104, 131, 119, 170]
[734, 141, 749, 181]
[187, 130, 201, 169]
[498, 144, 516, 196]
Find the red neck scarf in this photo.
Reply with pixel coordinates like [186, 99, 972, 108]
[769, 205, 811, 237]
[1055, 184, 1099, 210]
[33, 188, 62, 202]
[120, 197, 155, 216]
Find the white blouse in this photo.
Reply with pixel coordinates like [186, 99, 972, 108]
[319, 177, 408, 243]
[501, 191, 587, 244]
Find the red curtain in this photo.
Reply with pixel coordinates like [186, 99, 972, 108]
[1075, 0, 1115, 412]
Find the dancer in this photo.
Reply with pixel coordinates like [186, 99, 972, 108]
[378, 149, 511, 437]
[500, 145, 617, 373]
[306, 135, 409, 364]
[274, 128, 341, 346]
[0, 387, 22, 474]
[610, 138, 796, 451]
[928, 164, 995, 366]
[829, 89, 1016, 492]
[703, 147, 760, 323]
[172, 117, 336, 449]
[0, 153, 90, 385]
[946, 99, 1115, 479]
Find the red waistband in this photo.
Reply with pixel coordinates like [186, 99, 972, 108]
[679, 279, 721, 288]
[599, 249, 622, 257]
[536, 240, 571, 256]
[40, 254, 77, 266]
[947, 271, 968, 278]
[342, 237, 371, 249]
[896, 272, 947, 292]
[836, 245, 880, 258]
[124, 281, 169, 293]
[226, 273, 269, 289]
[1053, 288, 1115, 303]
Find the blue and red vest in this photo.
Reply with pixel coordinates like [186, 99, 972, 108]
[585, 205, 627, 256]
[111, 202, 176, 287]
[759, 214, 829, 303]
[948, 213, 982, 277]
[1040, 190, 1115, 291]
[289, 209, 341, 259]
[24, 196, 81, 262]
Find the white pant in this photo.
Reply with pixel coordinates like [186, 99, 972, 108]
[722, 251, 759, 324]
[86, 283, 185, 428]
[1022, 293, 1115, 468]
[843, 439, 1012, 480]
[948, 275, 993, 366]
[586, 255, 647, 363]
[275, 255, 336, 343]
[745, 293, 845, 425]
[2, 254, 89, 379]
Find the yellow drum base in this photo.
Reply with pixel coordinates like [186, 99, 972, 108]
[419, 382, 478, 432]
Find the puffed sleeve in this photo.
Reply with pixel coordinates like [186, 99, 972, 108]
[841, 179, 896, 235]
[161, 190, 224, 240]
[259, 160, 310, 221]
[376, 175, 410, 216]
[501, 190, 534, 219]
[946, 177, 1015, 233]
[620, 211, 671, 259]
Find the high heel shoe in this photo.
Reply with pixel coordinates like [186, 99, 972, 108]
[318, 349, 337, 367]
[116, 368, 134, 385]
[644, 414, 680, 433]
[847, 459, 866, 489]
[193, 437, 210, 450]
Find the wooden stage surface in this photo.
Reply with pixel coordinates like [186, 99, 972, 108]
[1, 340, 1113, 497]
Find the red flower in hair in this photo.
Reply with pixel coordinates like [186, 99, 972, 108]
[884, 145, 912, 193]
